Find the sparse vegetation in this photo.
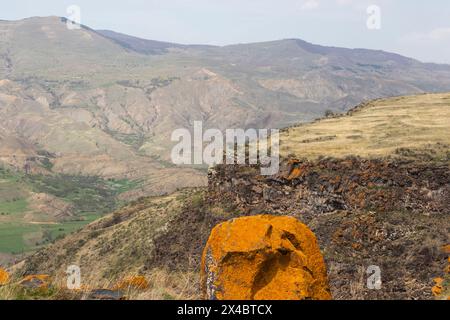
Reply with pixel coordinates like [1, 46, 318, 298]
[281, 93, 450, 162]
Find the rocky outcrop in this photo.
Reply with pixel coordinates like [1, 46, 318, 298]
[201, 215, 331, 300]
[199, 158, 450, 299]
[208, 158, 450, 217]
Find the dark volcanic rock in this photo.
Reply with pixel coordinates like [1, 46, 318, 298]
[85, 289, 126, 300]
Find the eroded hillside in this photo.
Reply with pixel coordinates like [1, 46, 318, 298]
[2, 17, 450, 175]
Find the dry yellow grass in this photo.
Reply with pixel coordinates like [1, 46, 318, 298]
[281, 93, 450, 159]
[9, 189, 202, 300]
[0, 269, 199, 300]
[132, 269, 200, 300]
[0, 283, 16, 300]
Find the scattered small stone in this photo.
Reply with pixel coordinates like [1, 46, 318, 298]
[19, 274, 50, 289]
[85, 289, 126, 300]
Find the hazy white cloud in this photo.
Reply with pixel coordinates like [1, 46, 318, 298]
[299, 0, 320, 11]
[336, 0, 354, 6]
[397, 27, 450, 63]
[403, 27, 450, 42]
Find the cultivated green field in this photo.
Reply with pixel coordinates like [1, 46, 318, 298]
[0, 167, 140, 254]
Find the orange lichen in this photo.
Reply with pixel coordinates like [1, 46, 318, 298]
[201, 215, 332, 300]
[114, 275, 149, 291]
[432, 278, 444, 297]
[431, 245, 450, 299]
[0, 268, 10, 286]
[446, 257, 450, 275]
[285, 159, 305, 180]
[19, 274, 51, 289]
[287, 167, 303, 180]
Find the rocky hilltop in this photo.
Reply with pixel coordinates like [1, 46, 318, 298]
[10, 93, 449, 300]
[206, 158, 449, 299]
[209, 157, 449, 216]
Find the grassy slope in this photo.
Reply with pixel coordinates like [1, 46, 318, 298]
[281, 93, 450, 161]
[10, 189, 202, 300]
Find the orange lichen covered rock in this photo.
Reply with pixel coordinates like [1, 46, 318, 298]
[431, 245, 450, 299]
[201, 215, 331, 300]
[287, 167, 303, 180]
[432, 278, 444, 297]
[442, 245, 450, 255]
[19, 274, 51, 289]
[114, 275, 149, 291]
[446, 257, 450, 274]
[285, 159, 304, 180]
[0, 268, 10, 286]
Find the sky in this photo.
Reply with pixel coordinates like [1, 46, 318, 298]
[3, 0, 450, 64]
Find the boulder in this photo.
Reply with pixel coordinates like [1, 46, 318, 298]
[201, 215, 331, 300]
